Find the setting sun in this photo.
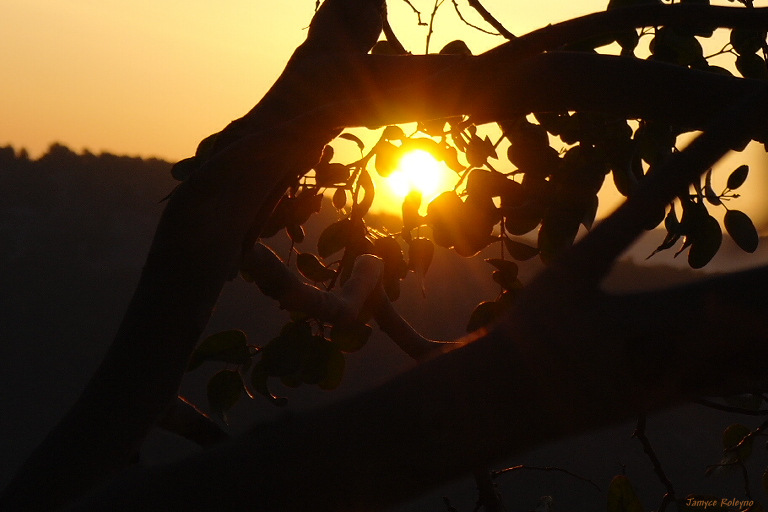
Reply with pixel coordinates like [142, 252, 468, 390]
[386, 150, 448, 200]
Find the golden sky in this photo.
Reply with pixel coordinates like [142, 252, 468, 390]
[2, 0, 766, 230]
[1, 1, 607, 160]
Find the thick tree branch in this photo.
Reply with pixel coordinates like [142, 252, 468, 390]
[61, 263, 768, 512]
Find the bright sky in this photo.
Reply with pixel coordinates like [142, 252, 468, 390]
[2, 0, 767, 229]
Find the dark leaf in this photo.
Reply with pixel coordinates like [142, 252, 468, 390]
[296, 252, 336, 282]
[250, 364, 287, 406]
[375, 141, 400, 177]
[207, 370, 243, 422]
[503, 239, 539, 261]
[286, 223, 305, 243]
[339, 132, 365, 152]
[607, 475, 643, 512]
[688, 215, 722, 268]
[318, 219, 351, 258]
[408, 237, 435, 276]
[724, 210, 759, 253]
[722, 423, 753, 461]
[188, 330, 250, 371]
[331, 322, 372, 353]
[486, 258, 519, 281]
[727, 164, 749, 190]
[318, 347, 346, 390]
[440, 40, 472, 55]
[352, 169, 375, 219]
[466, 301, 503, 332]
[736, 53, 768, 80]
[402, 190, 424, 233]
[730, 28, 766, 55]
[383, 125, 406, 141]
[332, 187, 347, 209]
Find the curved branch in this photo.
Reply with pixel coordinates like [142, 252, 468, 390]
[243, 243, 457, 360]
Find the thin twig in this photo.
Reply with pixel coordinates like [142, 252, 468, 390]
[401, 0, 427, 26]
[451, 0, 499, 36]
[633, 416, 676, 512]
[426, 0, 445, 54]
[694, 397, 768, 416]
[468, 0, 516, 39]
[492, 465, 601, 493]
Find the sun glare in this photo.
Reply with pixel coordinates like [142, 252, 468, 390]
[387, 150, 445, 199]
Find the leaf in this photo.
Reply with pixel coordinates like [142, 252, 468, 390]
[736, 53, 768, 80]
[607, 475, 644, 512]
[339, 132, 365, 152]
[374, 141, 400, 177]
[486, 258, 519, 281]
[503, 239, 539, 261]
[727, 164, 749, 190]
[296, 252, 336, 282]
[724, 210, 759, 253]
[188, 330, 250, 371]
[250, 364, 287, 406]
[383, 125, 406, 141]
[318, 347, 346, 390]
[688, 214, 722, 269]
[466, 301, 502, 332]
[730, 28, 766, 55]
[207, 370, 243, 422]
[286, 223, 305, 243]
[371, 40, 400, 55]
[332, 187, 347, 209]
[331, 322, 372, 353]
[259, 321, 313, 377]
[723, 423, 753, 461]
[408, 238, 435, 276]
[402, 190, 424, 233]
[318, 219, 351, 258]
[352, 169, 375, 219]
[439, 40, 472, 55]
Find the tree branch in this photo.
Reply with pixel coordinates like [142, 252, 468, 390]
[243, 242, 458, 360]
[60, 264, 768, 511]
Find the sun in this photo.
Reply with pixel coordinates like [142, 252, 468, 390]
[386, 150, 445, 200]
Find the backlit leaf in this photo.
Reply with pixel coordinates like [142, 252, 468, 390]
[688, 215, 722, 269]
[331, 322, 372, 353]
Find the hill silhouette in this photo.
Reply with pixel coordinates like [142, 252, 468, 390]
[1, 143, 765, 510]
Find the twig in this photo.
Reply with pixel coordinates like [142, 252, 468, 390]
[468, 0, 515, 39]
[451, 0, 499, 36]
[156, 396, 229, 447]
[492, 464, 601, 493]
[693, 397, 768, 416]
[401, 0, 427, 26]
[473, 468, 505, 512]
[633, 416, 676, 512]
[426, 0, 445, 54]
